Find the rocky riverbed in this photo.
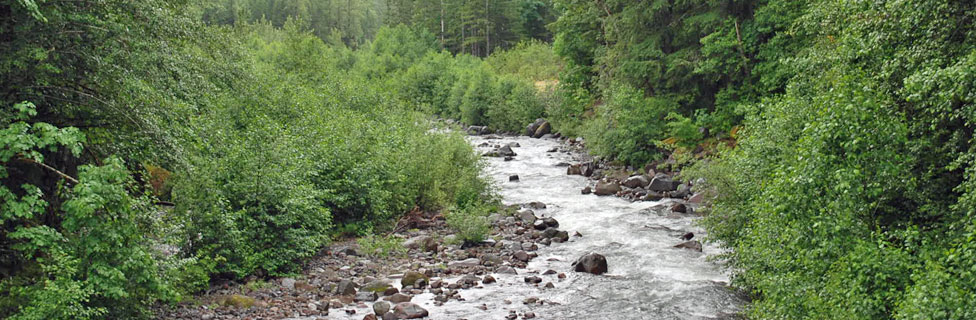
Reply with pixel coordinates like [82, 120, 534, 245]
[155, 127, 744, 320]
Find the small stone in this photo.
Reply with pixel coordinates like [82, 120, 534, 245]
[363, 314, 378, 320]
[510, 175, 520, 182]
[581, 186, 592, 194]
[523, 312, 537, 319]
[681, 232, 694, 240]
[671, 203, 687, 213]
[513, 250, 531, 262]
[544, 282, 554, 289]
[524, 276, 542, 284]
[337, 279, 357, 296]
[523, 297, 539, 304]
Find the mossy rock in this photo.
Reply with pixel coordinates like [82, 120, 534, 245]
[362, 279, 393, 293]
[217, 294, 256, 308]
[400, 271, 429, 287]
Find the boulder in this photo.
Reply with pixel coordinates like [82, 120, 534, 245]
[594, 181, 622, 196]
[542, 217, 559, 228]
[648, 174, 680, 192]
[513, 250, 531, 262]
[671, 184, 691, 198]
[532, 220, 548, 230]
[337, 279, 357, 296]
[518, 210, 537, 224]
[526, 202, 547, 209]
[403, 236, 437, 252]
[671, 203, 687, 213]
[385, 293, 412, 303]
[581, 163, 595, 177]
[573, 253, 608, 275]
[532, 121, 552, 138]
[622, 175, 650, 188]
[674, 240, 703, 252]
[393, 302, 429, 319]
[524, 276, 543, 284]
[509, 175, 520, 182]
[400, 271, 428, 288]
[567, 164, 582, 175]
[498, 145, 517, 157]
[525, 119, 546, 136]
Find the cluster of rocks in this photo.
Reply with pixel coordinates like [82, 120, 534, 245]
[154, 199, 597, 320]
[570, 159, 705, 205]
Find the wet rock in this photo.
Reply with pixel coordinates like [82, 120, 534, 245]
[386, 293, 412, 303]
[383, 312, 396, 320]
[400, 271, 428, 288]
[363, 314, 378, 320]
[499, 145, 517, 157]
[644, 192, 665, 201]
[507, 142, 521, 148]
[594, 181, 622, 196]
[533, 220, 549, 230]
[513, 250, 531, 262]
[581, 162, 596, 177]
[482, 275, 496, 284]
[533, 121, 552, 138]
[526, 202, 547, 209]
[573, 253, 608, 275]
[544, 282, 555, 289]
[523, 297, 539, 304]
[581, 186, 592, 194]
[543, 229, 569, 243]
[482, 254, 503, 266]
[674, 240, 703, 252]
[542, 217, 559, 228]
[526, 118, 546, 136]
[524, 312, 537, 319]
[355, 291, 378, 302]
[337, 279, 358, 296]
[567, 164, 582, 175]
[681, 232, 694, 240]
[510, 175, 520, 182]
[547, 147, 558, 152]
[622, 175, 650, 188]
[504, 156, 514, 161]
[524, 276, 543, 284]
[688, 193, 705, 204]
[543, 269, 557, 275]
[671, 203, 687, 213]
[393, 302, 429, 319]
[648, 174, 680, 192]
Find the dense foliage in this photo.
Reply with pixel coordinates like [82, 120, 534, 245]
[1, 1, 499, 318]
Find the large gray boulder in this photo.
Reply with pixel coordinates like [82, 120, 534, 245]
[622, 175, 650, 188]
[648, 174, 680, 192]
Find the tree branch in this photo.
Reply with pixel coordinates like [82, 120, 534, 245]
[16, 156, 80, 184]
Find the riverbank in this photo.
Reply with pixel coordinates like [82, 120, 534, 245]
[155, 131, 743, 320]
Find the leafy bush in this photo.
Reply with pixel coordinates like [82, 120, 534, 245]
[1, 103, 174, 319]
[583, 83, 678, 166]
[445, 204, 492, 245]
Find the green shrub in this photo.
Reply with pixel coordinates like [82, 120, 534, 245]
[1, 103, 174, 319]
[445, 204, 493, 244]
[583, 83, 677, 166]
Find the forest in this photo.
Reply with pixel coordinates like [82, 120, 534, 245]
[1, 0, 975, 319]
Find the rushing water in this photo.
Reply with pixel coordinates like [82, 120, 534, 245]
[338, 135, 744, 320]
